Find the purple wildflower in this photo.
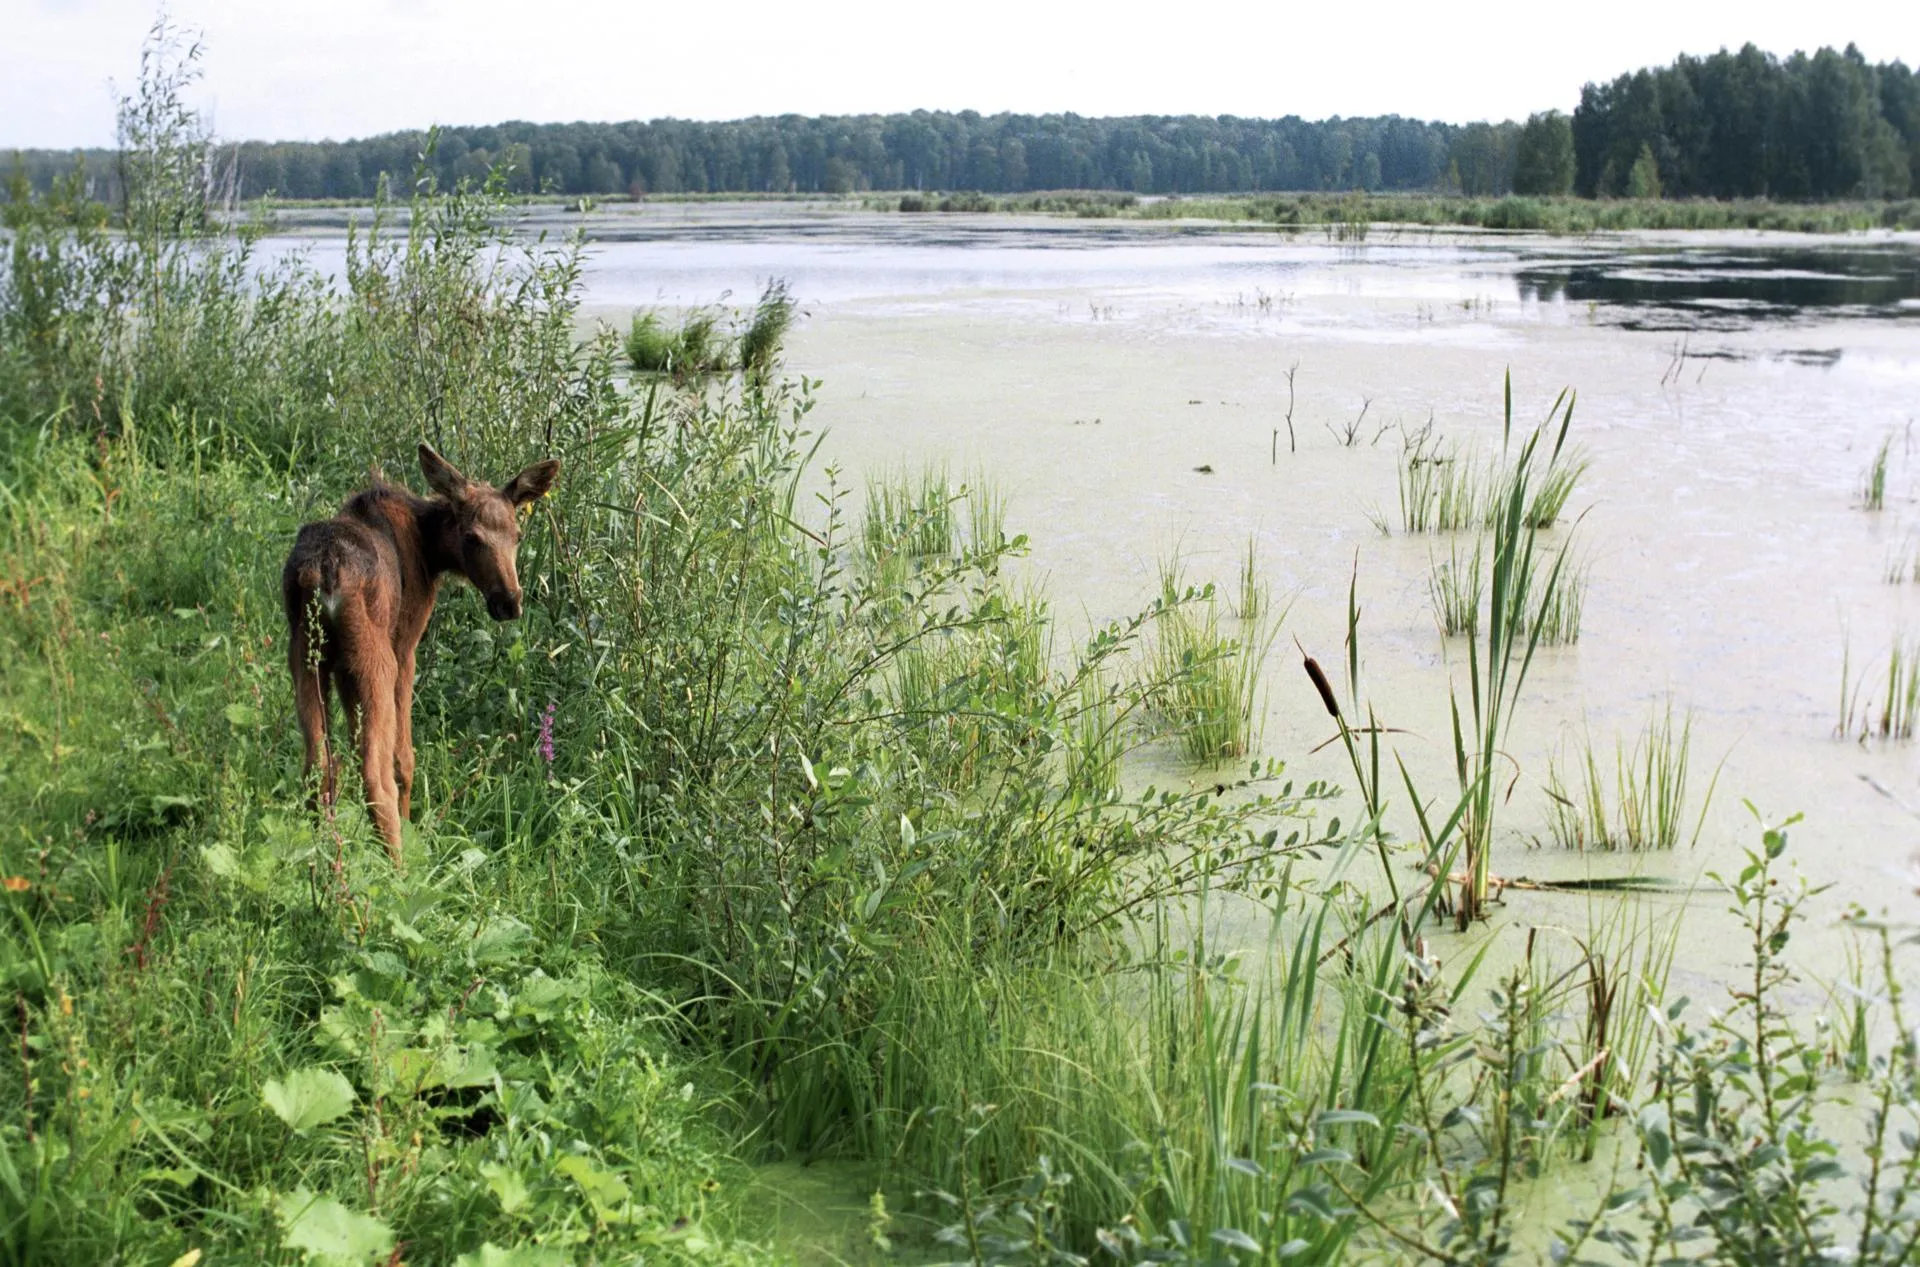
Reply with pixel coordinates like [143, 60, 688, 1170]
[537, 701, 557, 767]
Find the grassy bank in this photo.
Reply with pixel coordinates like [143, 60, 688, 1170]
[12, 41, 1920, 1267]
[863, 189, 1920, 234]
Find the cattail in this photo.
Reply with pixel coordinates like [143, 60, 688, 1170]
[1302, 653, 1341, 722]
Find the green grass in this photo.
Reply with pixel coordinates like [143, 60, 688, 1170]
[881, 190, 1920, 234]
[1545, 702, 1717, 850]
[1150, 552, 1279, 765]
[739, 279, 796, 384]
[1861, 434, 1893, 511]
[1838, 633, 1920, 741]
[863, 465, 958, 565]
[1429, 537, 1484, 636]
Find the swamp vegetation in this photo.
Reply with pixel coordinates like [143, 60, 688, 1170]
[9, 34, 1920, 1267]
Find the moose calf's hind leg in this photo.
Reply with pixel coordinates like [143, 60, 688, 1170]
[394, 651, 416, 820]
[289, 633, 334, 808]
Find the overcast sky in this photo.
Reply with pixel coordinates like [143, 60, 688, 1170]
[6, 0, 1916, 149]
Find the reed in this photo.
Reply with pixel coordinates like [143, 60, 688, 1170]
[1877, 637, 1920, 740]
[1885, 535, 1920, 584]
[964, 471, 1008, 555]
[1526, 547, 1587, 646]
[738, 278, 796, 384]
[1545, 702, 1716, 850]
[1861, 434, 1893, 511]
[1837, 633, 1920, 741]
[1064, 669, 1124, 797]
[1429, 537, 1484, 636]
[1151, 551, 1279, 764]
[863, 465, 957, 563]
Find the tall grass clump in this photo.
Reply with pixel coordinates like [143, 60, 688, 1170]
[1838, 632, 1920, 741]
[1860, 433, 1893, 510]
[1430, 537, 1484, 636]
[1398, 438, 1483, 533]
[1150, 552, 1280, 765]
[863, 464, 958, 565]
[739, 278, 796, 384]
[1545, 702, 1718, 850]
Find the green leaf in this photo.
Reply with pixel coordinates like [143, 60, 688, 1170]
[480, 1161, 531, 1215]
[223, 702, 260, 727]
[263, 1067, 356, 1132]
[455, 1246, 569, 1267]
[275, 1188, 394, 1264]
[1210, 1227, 1261, 1254]
[1314, 1109, 1379, 1128]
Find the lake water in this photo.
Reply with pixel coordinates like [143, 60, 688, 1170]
[273, 203, 1920, 990]
[262, 199, 1920, 1254]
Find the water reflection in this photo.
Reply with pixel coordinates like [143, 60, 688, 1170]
[1514, 246, 1920, 329]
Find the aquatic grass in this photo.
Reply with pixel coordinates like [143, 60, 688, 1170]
[1884, 535, 1920, 584]
[1860, 434, 1893, 511]
[1150, 551, 1280, 765]
[1837, 632, 1920, 741]
[863, 465, 957, 564]
[1236, 535, 1266, 620]
[625, 310, 675, 373]
[1065, 669, 1124, 797]
[1397, 438, 1486, 533]
[1521, 446, 1589, 528]
[739, 278, 796, 384]
[1544, 702, 1717, 851]
[963, 471, 1008, 555]
[1429, 537, 1484, 637]
[1878, 637, 1920, 740]
[1526, 547, 1587, 646]
[1429, 539, 1583, 645]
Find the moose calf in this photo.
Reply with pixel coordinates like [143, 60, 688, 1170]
[283, 444, 560, 862]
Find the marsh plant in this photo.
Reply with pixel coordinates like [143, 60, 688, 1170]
[1430, 538, 1584, 645]
[1885, 534, 1920, 583]
[626, 279, 797, 383]
[1430, 536, 1485, 636]
[1150, 582, 1276, 764]
[1861, 433, 1894, 510]
[1545, 702, 1718, 851]
[1838, 632, 1920, 741]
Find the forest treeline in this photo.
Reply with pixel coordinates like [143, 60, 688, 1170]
[9, 42, 1918, 204]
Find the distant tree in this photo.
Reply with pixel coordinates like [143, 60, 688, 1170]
[1627, 143, 1663, 198]
[1512, 111, 1574, 194]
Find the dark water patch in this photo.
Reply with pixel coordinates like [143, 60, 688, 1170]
[1516, 245, 1920, 327]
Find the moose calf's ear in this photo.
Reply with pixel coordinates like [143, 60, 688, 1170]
[418, 444, 471, 501]
[504, 459, 562, 506]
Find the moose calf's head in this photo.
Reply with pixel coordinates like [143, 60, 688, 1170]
[419, 444, 561, 621]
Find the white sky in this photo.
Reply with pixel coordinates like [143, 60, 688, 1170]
[5, 0, 1916, 149]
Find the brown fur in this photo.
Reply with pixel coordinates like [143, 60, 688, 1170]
[282, 444, 560, 863]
